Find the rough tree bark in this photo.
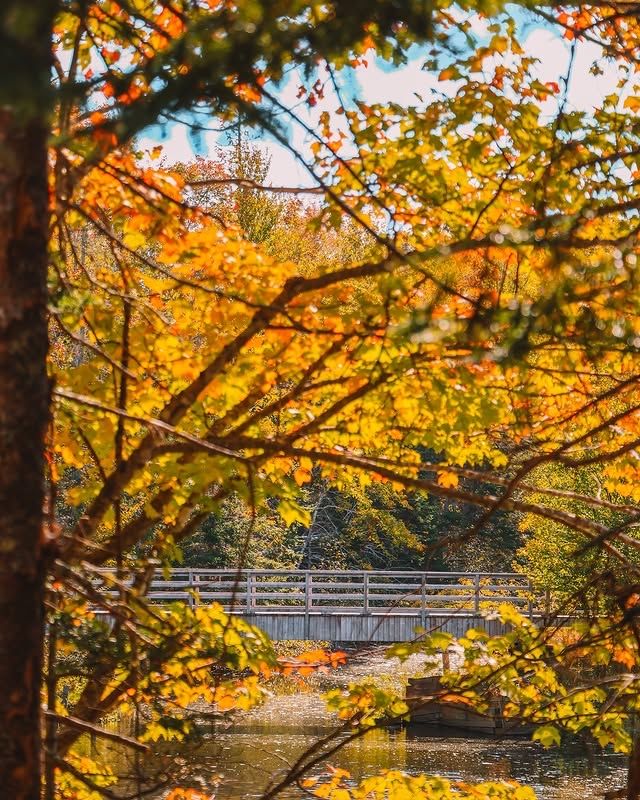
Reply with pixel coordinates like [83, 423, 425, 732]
[628, 732, 640, 800]
[0, 3, 55, 798]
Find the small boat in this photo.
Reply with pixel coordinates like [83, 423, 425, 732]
[405, 676, 535, 736]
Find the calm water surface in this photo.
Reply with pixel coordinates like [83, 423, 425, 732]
[185, 720, 627, 800]
[102, 649, 629, 799]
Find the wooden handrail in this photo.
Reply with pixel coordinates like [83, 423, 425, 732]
[93, 568, 546, 616]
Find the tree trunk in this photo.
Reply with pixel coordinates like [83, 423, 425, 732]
[628, 731, 640, 800]
[0, 4, 55, 797]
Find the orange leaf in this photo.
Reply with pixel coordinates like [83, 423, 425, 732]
[293, 467, 311, 486]
[437, 470, 459, 489]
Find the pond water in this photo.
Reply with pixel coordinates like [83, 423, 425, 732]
[98, 648, 630, 799]
[168, 708, 628, 800]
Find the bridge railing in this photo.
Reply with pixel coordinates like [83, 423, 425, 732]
[98, 569, 548, 617]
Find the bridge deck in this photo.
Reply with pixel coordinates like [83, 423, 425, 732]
[98, 569, 551, 642]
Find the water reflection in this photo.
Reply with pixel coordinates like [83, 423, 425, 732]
[182, 724, 627, 800]
[93, 694, 628, 798]
[92, 698, 626, 800]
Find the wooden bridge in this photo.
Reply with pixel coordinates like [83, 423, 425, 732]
[115, 569, 552, 642]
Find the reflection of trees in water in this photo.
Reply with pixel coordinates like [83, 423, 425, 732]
[84, 710, 627, 800]
[208, 727, 625, 800]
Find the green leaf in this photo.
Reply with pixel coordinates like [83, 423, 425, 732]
[533, 724, 561, 747]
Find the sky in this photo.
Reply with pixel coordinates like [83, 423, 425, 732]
[136, 14, 622, 188]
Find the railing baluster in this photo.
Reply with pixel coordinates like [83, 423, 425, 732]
[474, 573, 480, 614]
[193, 569, 200, 609]
[545, 588, 551, 617]
[246, 572, 254, 612]
[304, 572, 312, 638]
[188, 568, 194, 609]
[305, 572, 313, 612]
[363, 572, 370, 615]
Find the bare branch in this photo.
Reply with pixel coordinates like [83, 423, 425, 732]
[45, 712, 149, 753]
[187, 176, 323, 194]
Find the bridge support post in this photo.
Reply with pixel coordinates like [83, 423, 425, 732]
[188, 568, 194, 610]
[525, 577, 535, 620]
[420, 573, 427, 630]
[304, 572, 312, 640]
[246, 572, 254, 612]
[544, 589, 551, 618]
[474, 573, 480, 614]
[363, 573, 370, 615]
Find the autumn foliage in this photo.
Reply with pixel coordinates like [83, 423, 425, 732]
[2, 1, 640, 798]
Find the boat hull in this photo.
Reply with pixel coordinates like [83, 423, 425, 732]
[406, 677, 535, 737]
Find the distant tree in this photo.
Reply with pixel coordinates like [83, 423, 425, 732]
[516, 463, 633, 608]
[180, 495, 302, 569]
[295, 471, 520, 572]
